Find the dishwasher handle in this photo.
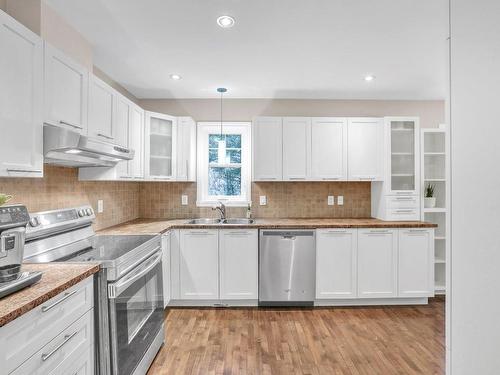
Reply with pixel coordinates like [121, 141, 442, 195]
[261, 230, 315, 237]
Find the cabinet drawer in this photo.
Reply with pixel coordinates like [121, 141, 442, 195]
[10, 310, 93, 375]
[386, 208, 420, 221]
[0, 277, 93, 374]
[386, 196, 419, 209]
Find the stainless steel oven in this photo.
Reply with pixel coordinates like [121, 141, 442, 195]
[108, 249, 164, 375]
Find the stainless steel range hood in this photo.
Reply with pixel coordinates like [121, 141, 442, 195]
[43, 125, 134, 167]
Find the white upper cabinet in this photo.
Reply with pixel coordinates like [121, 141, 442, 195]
[129, 105, 145, 179]
[357, 229, 398, 298]
[179, 229, 219, 300]
[43, 43, 88, 134]
[348, 118, 384, 181]
[386, 117, 420, 194]
[252, 117, 283, 181]
[310, 117, 348, 181]
[114, 96, 131, 178]
[145, 111, 177, 180]
[0, 11, 43, 178]
[176, 117, 196, 181]
[316, 229, 357, 299]
[398, 229, 434, 297]
[219, 229, 258, 300]
[88, 75, 116, 141]
[282, 117, 311, 180]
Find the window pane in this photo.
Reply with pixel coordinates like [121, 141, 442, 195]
[209, 149, 218, 163]
[208, 167, 241, 196]
[209, 134, 224, 148]
[226, 134, 241, 148]
[226, 149, 241, 163]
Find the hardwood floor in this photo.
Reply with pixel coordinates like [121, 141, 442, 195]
[148, 299, 445, 375]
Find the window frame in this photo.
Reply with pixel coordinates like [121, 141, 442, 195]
[196, 122, 252, 207]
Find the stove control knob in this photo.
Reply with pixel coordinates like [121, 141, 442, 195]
[29, 217, 39, 227]
[86, 208, 93, 216]
[78, 210, 85, 217]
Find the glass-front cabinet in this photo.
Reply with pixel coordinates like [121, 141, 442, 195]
[145, 111, 177, 180]
[386, 117, 419, 194]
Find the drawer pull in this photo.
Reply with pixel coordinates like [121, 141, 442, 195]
[59, 120, 83, 130]
[7, 168, 42, 174]
[41, 331, 78, 362]
[395, 209, 415, 213]
[41, 290, 77, 312]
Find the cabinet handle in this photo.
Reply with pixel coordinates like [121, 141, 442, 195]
[186, 160, 189, 179]
[369, 229, 389, 233]
[227, 231, 250, 236]
[59, 120, 83, 130]
[408, 229, 427, 232]
[120, 176, 133, 179]
[188, 231, 211, 235]
[359, 177, 375, 180]
[41, 331, 78, 362]
[322, 177, 340, 180]
[41, 290, 77, 312]
[324, 229, 347, 233]
[395, 209, 415, 213]
[7, 168, 42, 174]
[288, 177, 306, 180]
[97, 133, 114, 140]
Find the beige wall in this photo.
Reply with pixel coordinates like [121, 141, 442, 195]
[139, 99, 445, 128]
[0, 0, 5, 11]
[93, 66, 139, 104]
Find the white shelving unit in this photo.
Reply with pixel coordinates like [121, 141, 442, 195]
[421, 126, 450, 295]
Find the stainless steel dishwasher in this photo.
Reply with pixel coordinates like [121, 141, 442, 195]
[259, 229, 316, 306]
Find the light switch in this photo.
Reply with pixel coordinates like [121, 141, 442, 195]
[181, 195, 188, 205]
[327, 196, 335, 206]
[337, 196, 344, 206]
[97, 200, 104, 213]
[259, 196, 267, 206]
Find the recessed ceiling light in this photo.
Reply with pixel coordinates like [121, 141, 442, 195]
[217, 15, 235, 28]
[364, 74, 376, 82]
[170, 74, 182, 80]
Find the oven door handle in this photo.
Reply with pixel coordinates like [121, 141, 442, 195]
[109, 250, 162, 298]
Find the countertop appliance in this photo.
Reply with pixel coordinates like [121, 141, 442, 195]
[259, 229, 316, 306]
[24, 206, 164, 375]
[44, 124, 134, 167]
[0, 204, 42, 298]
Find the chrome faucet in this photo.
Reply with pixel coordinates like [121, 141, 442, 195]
[212, 202, 226, 221]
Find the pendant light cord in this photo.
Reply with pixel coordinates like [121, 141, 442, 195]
[220, 90, 223, 137]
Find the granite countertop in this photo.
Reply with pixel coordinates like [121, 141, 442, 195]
[98, 217, 437, 235]
[0, 263, 99, 328]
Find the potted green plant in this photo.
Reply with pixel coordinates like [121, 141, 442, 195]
[424, 184, 436, 208]
[0, 194, 12, 206]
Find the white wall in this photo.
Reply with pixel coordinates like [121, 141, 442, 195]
[139, 99, 444, 128]
[450, 0, 500, 374]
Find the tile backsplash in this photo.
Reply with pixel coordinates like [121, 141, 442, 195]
[0, 167, 371, 231]
[139, 181, 371, 219]
[0, 166, 140, 230]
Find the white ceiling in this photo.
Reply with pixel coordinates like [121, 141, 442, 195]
[44, 0, 449, 100]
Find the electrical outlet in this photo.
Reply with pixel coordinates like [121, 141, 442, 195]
[97, 200, 104, 213]
[259, 196, 267, 206]
[337, 196, 344, 206]
[181, 195, 188, 205]
[327, 196, 335, 206]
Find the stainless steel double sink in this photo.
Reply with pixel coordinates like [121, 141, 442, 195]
[186, 218, 255, 225]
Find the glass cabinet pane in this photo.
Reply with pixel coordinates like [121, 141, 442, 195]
[390, 121, 415, 191]
[149, 117, 173, 177]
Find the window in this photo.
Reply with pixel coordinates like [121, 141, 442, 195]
[197, 122, 251, 206]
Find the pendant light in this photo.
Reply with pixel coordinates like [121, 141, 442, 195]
[217, 87, 228, 164]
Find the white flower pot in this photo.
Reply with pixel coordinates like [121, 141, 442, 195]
[424, 197, 436, 208]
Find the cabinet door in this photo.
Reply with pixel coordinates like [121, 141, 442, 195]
[179, 229, 219, 299]
[162, 232, 171, 308]
[114, 95, 130, 178]
[176, 117, 196, 181]
[219, 229, 258, 300]
[311, 117, 347, 180]
[145, 111, 177, 180]
[398, 229, 434, 297]
[252, 117, 282, 181]
[357, 229, 398, 298]
[0, 11, 43, 178]
[316, 229, 357, 299]
[347, 118, 384, 181]
[88, 75, 115, 141]
[283, 117, 311, 180]
[129, 105, 144, 179]
[44, 42, 88, 134]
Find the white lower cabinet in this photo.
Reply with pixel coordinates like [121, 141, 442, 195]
[357, 229, 398, 298]
[398, 229, 434, 297]
[179, 229, 219, 299]
[0, 277, 94, 374]
[162, 231, 171, 308]
[316, 229, 357, 299]
[219, 229, 258, 300]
